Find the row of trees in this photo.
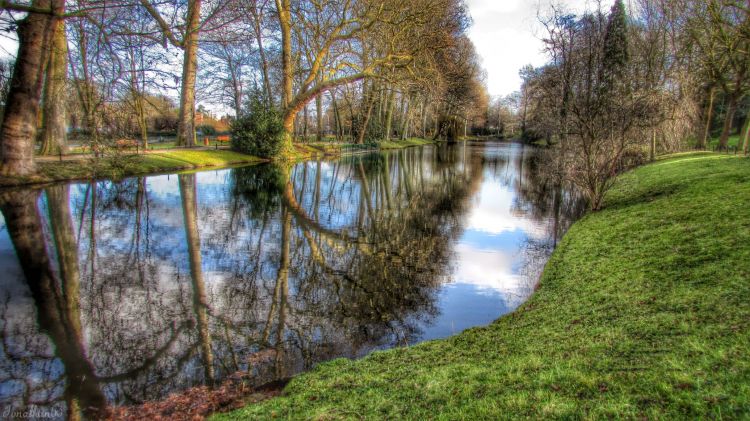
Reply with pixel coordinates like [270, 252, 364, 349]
[517, 0, 750, 210]
[0, 0, 489, 174]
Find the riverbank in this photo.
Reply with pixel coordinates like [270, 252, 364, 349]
[377, 137, 436, 149]
[0, 149, 265, 188]
[215, 152, 749, 419]
[0, 138, 438, 188]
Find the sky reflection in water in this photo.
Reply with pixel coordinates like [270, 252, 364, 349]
[0, 142, 582, 417]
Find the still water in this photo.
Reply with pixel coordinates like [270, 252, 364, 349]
[0, 142, 582, 417]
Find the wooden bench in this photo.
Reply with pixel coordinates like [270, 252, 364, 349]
[115, 139, 140, 150]
[204, 135, 230, 146]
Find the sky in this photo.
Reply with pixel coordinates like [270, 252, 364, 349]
[466, 0, 590, 98]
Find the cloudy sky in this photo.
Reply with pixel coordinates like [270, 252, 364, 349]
[466, 0, 590, 97]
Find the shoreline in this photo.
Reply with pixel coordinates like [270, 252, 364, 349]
[212, 152, 749, 420]
[0, 138, 438, 189]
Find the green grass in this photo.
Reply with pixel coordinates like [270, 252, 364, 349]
[0, 149, 263, 187]
[304, 138, 435, 154]
[216, 152, 750, 420]
[378, 138, 435, 150]
[68, 140, 181, 154]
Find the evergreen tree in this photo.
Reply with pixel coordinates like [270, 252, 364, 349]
[602, 0, 629, 92]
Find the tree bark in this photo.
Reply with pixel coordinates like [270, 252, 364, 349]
[384, 87, 395, 141]
[277, 0, 292, 108]
[176, 0, 202, 147]
[399, 95, 410, 140]
[276, 0, 294, 153]
[357, 95, 376, 145]
[303, 103, 308, 142]
[316, 91, 323, 142]
[0, 0, 55, 176]
[700, 85, 715, 150]
[742, 107, 750, 155]
[39, 17, 68, 156]
[332, 89, 342, 141]
[251, 2, 273, 104]
[717, 90, 739, 151]
[650, 129, 656, 161]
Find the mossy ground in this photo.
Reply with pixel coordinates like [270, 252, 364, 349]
[216, 152, 750, 420]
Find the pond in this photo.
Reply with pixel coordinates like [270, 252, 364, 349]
[0, 141, 583, 418]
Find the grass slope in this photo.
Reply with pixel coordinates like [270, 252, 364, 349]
[1, 149, 262, 187]
[216, 153, 750, 420]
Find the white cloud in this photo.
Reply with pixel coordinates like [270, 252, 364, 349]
[467, 0, 593, 97]
[451, 243, 533, 306]
[465, 180, 546, 238]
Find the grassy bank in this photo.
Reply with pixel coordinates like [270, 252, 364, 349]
[216, 152, 750, 420]
[0, 149, 263, 187]
[0, 138, 436, 188]
[305, 137, 436, 153]
[377, 137, 435, 150]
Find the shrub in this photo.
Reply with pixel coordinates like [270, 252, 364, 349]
[198, 124, 217, 136]
[231, 164, 286, 217]
[231, 95, 284, 158]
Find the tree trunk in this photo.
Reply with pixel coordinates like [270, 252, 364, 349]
[420, 99, 427, 137]
[176, 0, 202, 147]
[69, 23, 100, 150]
[650, 128, 656, 161]
[742, 107, 750, 155]
[718, 90, 739, 151]
[332, 89, 342, 141]
[357, 95, 375, 145]
[179, 174, 215, 385]
[384, 87, 395, 141]
[399, 95, 410, 140]
[700, 85, 715, 150]
[39, 17, 68, 156]
[136, 94, 148, 148]
[303, 103, 308, 142]
[274, 206, 291, 378]
[277, 0, 294, 153]
[278, 0, 292, 108]
[251, 2, 273, 104]
[316, 92, 323, 142]
[0, 189, 107, 419]
[46, 184, 81, 333]
[0, 0, 55, 176]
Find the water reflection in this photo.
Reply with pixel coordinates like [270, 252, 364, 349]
[0, 142, 583, 419]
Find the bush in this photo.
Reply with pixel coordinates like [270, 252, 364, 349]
[198, 124, 217, 136]
[231, 95, 284, 158]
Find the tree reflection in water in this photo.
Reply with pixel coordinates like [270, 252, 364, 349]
[0, 142, 582, 419]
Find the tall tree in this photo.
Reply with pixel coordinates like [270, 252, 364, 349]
[0, 0, 58, 176]
[139, 0, 226, 146]
[38, 14, 68, 155]
[689, 0, 750, 150]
